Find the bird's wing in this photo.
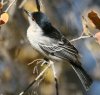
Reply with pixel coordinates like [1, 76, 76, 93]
[39, 41, 80, 65]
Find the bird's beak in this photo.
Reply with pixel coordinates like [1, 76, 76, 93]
[24, 9, 31, 17]
[24, 9, 35, 21]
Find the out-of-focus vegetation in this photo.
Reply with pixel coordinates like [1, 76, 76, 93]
[0, 0, 100, 95]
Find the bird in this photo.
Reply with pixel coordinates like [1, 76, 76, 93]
[25, 10, 93, 91]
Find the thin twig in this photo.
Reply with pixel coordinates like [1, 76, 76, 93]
[37, 76, 44, 87]
[51, 62, 56, 78]
[55, 78, 59, 95]
[5, 0, 17, 12]
[28, 59, 43, 65]
[70, 16, 94, 42]
[51, 62, 59, 95]
[19, 0, 27, 8]
[19, 61, 51, 95]
[41, 60, 47, 66]
[33, 66, 39, 74]
[70, 35, 93, 42]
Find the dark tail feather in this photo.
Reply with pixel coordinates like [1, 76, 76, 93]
[71, 64, 93, 91]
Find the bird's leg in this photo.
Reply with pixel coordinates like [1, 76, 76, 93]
[41, 57, 49, 66]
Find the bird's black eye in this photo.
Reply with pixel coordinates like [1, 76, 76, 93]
[32, 18, 35, 21]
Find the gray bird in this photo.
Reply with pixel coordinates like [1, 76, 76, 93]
[25, 10, 93, 91]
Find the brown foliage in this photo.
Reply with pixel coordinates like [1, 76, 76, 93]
[88, 11, 100, 30]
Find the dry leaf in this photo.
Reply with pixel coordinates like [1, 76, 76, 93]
[88, 11, 100, 30]
[0, 20, 5, 25]
[0, 12, 9, 25]
[95, 32, 100, 44]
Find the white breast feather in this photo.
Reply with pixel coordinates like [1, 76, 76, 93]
[27, 20, 62, 61]
[27, 21, 50, 55]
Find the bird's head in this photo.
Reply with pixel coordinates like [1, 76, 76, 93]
[24, 10, 51, 29]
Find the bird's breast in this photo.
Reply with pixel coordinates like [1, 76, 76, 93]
[27, 25, 51, 55]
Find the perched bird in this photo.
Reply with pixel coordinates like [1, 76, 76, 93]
[25, 10, 93, 91]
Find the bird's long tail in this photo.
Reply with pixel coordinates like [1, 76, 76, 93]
[71, 64, 93, 91]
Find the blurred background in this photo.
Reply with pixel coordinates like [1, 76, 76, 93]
[0, 0, 100, 95]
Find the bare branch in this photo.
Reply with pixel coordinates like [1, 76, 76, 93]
[5, 0, 17, 12]
[51, 62, 59, 95]
[70, 35, 93, 42]
[19, 60, 52, 95]
[28, 59, 43, 66]
[19, 0, 27, 9]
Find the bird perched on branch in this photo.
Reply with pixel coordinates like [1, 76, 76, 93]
[24, 0, 93, 91]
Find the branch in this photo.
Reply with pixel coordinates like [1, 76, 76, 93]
[19, 60, 51, 95]
[70, 35, 93, 42]
[19, 0, 27, 8]
[69, 15, 95, 43]
[51, 62, 59, 95]
[28, 59, 44, 66]
[5, 0, 17, 12]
